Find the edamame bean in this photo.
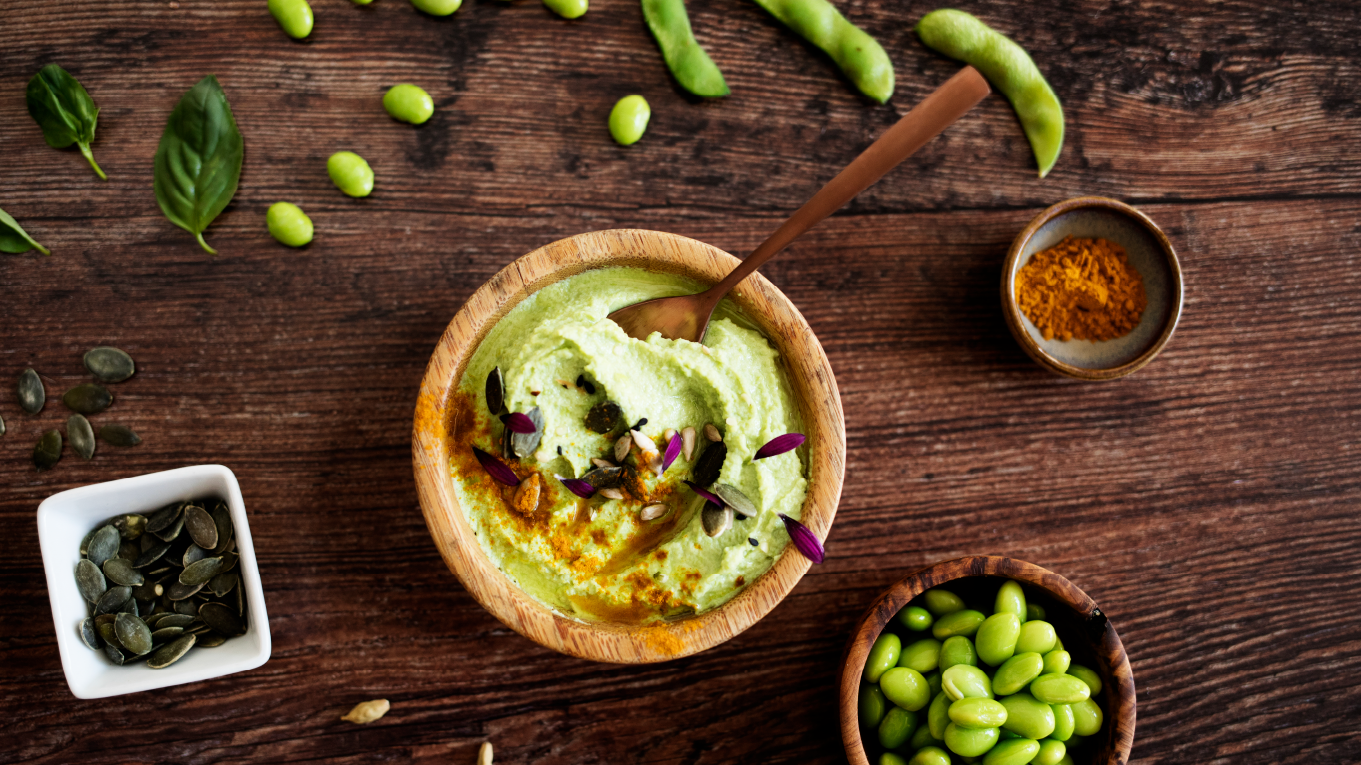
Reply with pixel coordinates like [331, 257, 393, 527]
[995, 580, 1026, 623]
[268, 0, 314, 39]
[351, 0, 373, 4]
[923, 589, 966, 617]
[1070, 698, 1102, 737]
[982, 738, 1040, 765]
[999, 693, 1054, 740]
[1033, 739, 1066, 765]
[925, 671, 943, 698]
[948, 697, 1008, 729]
[879, 753, 909, 765]
[878, 706, 918, 749]
[881, 667, 931, 712]
[900, 638, 943, 673]
[928, 691, 952, 739]
[933, 609, 986, 640]
[864, 632, 901, 682]
[1041, 650, 1070, 676]
[383, 84, 434, 125]
[1015, 620, 1056, 654]
[1049, 704, 1075, 741]
[938, 636, 978, 671]
[993, 652, 1043, 695]
[910, 722, 942, 751]
[749, 0, 894, 103]
[410, 0, 462, 15]
[999, 729, 1023, 740]
[943, 723, 1000, 758]
[1029, 673, 1090, 705]
[1067, 664, 1102, 696]
[1066, 735, 1086, 750]
[266, 202, 313, 247]
[860, 683, 888, 728]
[915, 9, 1064, 177]
[327, 151, 374, 197]
[542, 0, 587, 19]
[608, 95, 650, 145]
[899, 605, 935, 632]
[975, 613, 1020, 666]
[909, 746, 952, 765]
[1053, 634, 1063, 651]
[1027, 603, 1046, 621]
[941, 664, 992, 700]
[641, 0, 729, 97]
[1055, 756, 1076, 765]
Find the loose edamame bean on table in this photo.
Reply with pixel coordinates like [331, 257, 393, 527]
[749, 0, 894, 103]
[608, 95, 651, 146]
[327, 151, 375, 197]
[383, 84, 434, 125]
[266, 202, 313, 247]
[641, 0, 729, 97]
[916, 8, 1064, 177]
[543, 0, 588, 19]
[410, 0, 462, 15]
[269, 0, 314, 39]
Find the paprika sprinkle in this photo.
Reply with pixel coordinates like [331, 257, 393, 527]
[1016, 236, 1147, 341]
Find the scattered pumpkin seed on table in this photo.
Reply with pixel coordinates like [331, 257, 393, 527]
[33, 429, 62, 470]
[63, 382, 112, 414]
[67, 413, 96, 460]
[99, 424, 142, 446]
[82, 346, 136, 382]
[18, 368, 45, 414]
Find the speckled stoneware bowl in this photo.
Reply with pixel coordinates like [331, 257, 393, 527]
[1002, 197, 1184, 380]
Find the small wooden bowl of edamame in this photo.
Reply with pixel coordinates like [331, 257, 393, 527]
[838, 556, 1136, 765]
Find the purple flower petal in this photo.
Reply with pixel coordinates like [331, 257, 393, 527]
[473, 447, 520, 487]
[556, 474, 597, 499]
[778, 513, 825, 564]
[754, 433, 805, 460]
[504, 412, 537, 434]
[662, 433, 682, 471]
[684, 480, 723, 507]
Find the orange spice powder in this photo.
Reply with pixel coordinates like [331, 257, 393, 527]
[1016, 236, 1147, 341]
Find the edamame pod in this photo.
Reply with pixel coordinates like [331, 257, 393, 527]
[943, 723, 1000, 757]
[938, 635, 977, 671]
[900, 638, 943, 673]
[860, 683, 888, 728]
[898, 605, 934, 632]
[1068, 664, 1102, 695]
[909, 746, 951, 765]
[881, 667, 932, 711]
[266, 202, 313, 247]
[923, 589, 965, 616]
[543, 0, 588, 19]
[878, 706, 918, 749]
[383, 84, 435, 125]
[1070, 698, 1103, 737]
[749, 0, 894, 103]
[641, 0, 729, 97]
[327, 151, 374, 197]
[982, 738, 1040, 765]
[269, 0, 314, 39]
[915, 9, 1064, 177]
[975, 612, 1020, 666]
[411, 0, 462, 15]
[864, 632, 901, 682]
[995, 580, 1026, 622]
[999, 692, 1055, 740]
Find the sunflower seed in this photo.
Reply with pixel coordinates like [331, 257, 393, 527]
[103, 557, 145, 586]
[99, 424, 142, 446]
[681, 427, 696, 461]
[197, 633, 227, 648]
[640, 504, 667, 521]
[691, 441, 727, 487]
[83, 346, 136, 383]
[63, 383, 112, 414]
[701, 503, 733, 537]
[208, 572, 237, 597]
[485, 367, 505, 415]
[167, 580, 206, 601]
[585, 401, 622, 433]
[478, 741, 493, 765]
[599, 488, 625, 500]
[614, 433, 632, 462]
[647, 450, 663, 473]
[96, 585, 133, 615]
[79, 617, 101, 650]
[133, 541, 172, 569]
[590, 458, 615, 469]
[664, 428, 676, 444]
[87, 525, 120, 568]
[704, 423, 722, 442]
[67, 414, 96, 460]
[341, 699, 390, 724]
[75, 559, 108, 603]
[115, 613, 153, 655]
[199, 602, 244, 636]
[180, 557, 223, 586]
[631, 429, 657, 453]
[33, 429, 62, 470]
[147, 634, 196, 669]
[18, 368, 45, 414]
[146, 502, 183, 534]
[712, 484, 758, 518]
[150, 626, 185, 643]
[510, 406, 544, 458]
[104, 643, 126, 665]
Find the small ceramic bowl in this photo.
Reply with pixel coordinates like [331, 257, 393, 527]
[1002, 197, 1184, 380]
[37, 465, 271, 699]
[839, 556, 1136, 765]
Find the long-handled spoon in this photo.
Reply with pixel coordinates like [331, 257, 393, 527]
[609, 66, 991, 342]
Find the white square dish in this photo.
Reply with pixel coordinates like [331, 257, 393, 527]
[37, 465, 271, 699]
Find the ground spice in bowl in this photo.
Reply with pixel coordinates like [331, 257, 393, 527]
[1015, 236, 1147, 341]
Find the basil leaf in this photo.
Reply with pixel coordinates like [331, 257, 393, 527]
[0, 208, 51, 256]
[153, 75, 243, 255]
[26, 64, 107, 180]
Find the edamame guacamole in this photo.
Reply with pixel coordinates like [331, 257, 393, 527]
[450, 267, 807, 623]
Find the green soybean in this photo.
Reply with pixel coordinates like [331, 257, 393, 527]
[948, 697, 1008, 729]
[860, 683, 888, 728]
[411, 0, 462, 15]
[864, 632, 901, 682]
[749, 0, 894, 103]
[1071, 698, 1102, 737]
[941, 664, 992, 700]
[1068, 664, 1102, 695]
[1029, 673, 1090, 705]
[1056, 756, 1076, 765]
[993, 652, 1043, 695]
[608, 95, 651, 146]
[938, 635, 977, 671]
[543, 0, 587, 18]
[266, 202, 313, 247]
[269, 0, 314, 39]
[999, 692, 1055, 740]
[899, 605, 935, 632]
[995, 580, 1026, 622]
[328, 151, 374, 197]
[1034, 738, 1066, 765]
[915, 8, 1064, 177]
[1041, 649, 1070, 676]
[923, 589, 965, 617]
[909, 746, 952, 765]
[1027, 603, 1046, 621]
[975, 612, 1020, 666]
[927, 691, 951, 739]
[982, 738, 1040, 765]
[943, 723, 1000, 758]
[900, 638, 943, 673]
[641, 0, 729, 97]
[1050, 703, 1075, 741]
[383, 84, 434, 125]
[879, 754, 909, 765]
[925, 670, 943, 698]
[932, 609, 986, 640]
[910, 722, 942, 751]
[1015, 620, 1056, 654]
[878, 706, 917, 749]
[881, 667, 931, 712]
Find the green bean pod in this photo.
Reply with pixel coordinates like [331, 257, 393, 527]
[915, 8, 1064, 177]
[749, 0, 894, 103]
[641, 0, 729, 97]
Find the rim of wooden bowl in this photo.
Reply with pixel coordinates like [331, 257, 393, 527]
[412, 229, 846, 663]
[838, 556, 1136, 765]
[1001, 196, 1185, 381]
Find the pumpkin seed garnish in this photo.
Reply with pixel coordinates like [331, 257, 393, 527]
[79, 617, 100, 649]
[640, 503, 668, 521]
[115, 612, 153, 655]
[701, 503, 733, 537]
[18, 368, 45, 414]
[63, 382, 112, 414]
[67, 413, 96, 460]
[99, 424, 142, 446]
[585, 400, 622, 433]
[95, 585, 133, 615]
[485, 366, 506, 415]
[103, 557, 145, 586]
[690, 441, 727, 487]
[199, 602, 244, 636]
[147, 633, 196, 669]
[341, 699, 391, 724]
[510, 406, 544, 458]
[712, 484, 758, 518]
[33, 429, 62, 470]
[511, 473, 541, 515]
[184, 505, 218, 549]
[87, 525, 120, 568]
[704, 423, 722, 442]
[75, 559, 107, 602]
[180, 556, 224, 586]
[583, 466, 623, 489]
[83, 346, 136, 383]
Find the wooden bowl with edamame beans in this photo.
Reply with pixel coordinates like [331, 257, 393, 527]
[839, 556, 1136, 765]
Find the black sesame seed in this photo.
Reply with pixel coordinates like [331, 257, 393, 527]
[575, 374, 597, 395]
[748, 538, 758, 546]
[633, 418, 648, 429]
[557, 445, 563, 456]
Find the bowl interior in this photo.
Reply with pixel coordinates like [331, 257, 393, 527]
[1007, 203, 1180, 372]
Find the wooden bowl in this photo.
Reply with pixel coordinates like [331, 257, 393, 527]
[1002, 197, 1184, 380]
[839, 556, 1136, 765]
[412, 229, 846, 663]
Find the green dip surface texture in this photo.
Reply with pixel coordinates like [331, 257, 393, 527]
[451, 267, 807, 623]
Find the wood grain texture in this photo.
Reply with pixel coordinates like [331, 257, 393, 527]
[1, 0, 1359, 763]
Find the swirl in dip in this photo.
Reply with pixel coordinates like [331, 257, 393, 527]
[450, 268, 807, 622]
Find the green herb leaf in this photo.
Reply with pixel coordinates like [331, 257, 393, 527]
[26, 64, 107, 180]
[153, 75, 243, 255]
[0, 208, 51, 256]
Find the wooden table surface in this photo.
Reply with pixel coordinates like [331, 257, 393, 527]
[2, 0, 1358, 762]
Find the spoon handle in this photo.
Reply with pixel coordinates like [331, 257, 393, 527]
[708, 66, 991, 299]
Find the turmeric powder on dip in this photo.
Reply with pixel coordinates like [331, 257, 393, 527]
[1016, 236, 1147, 341]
